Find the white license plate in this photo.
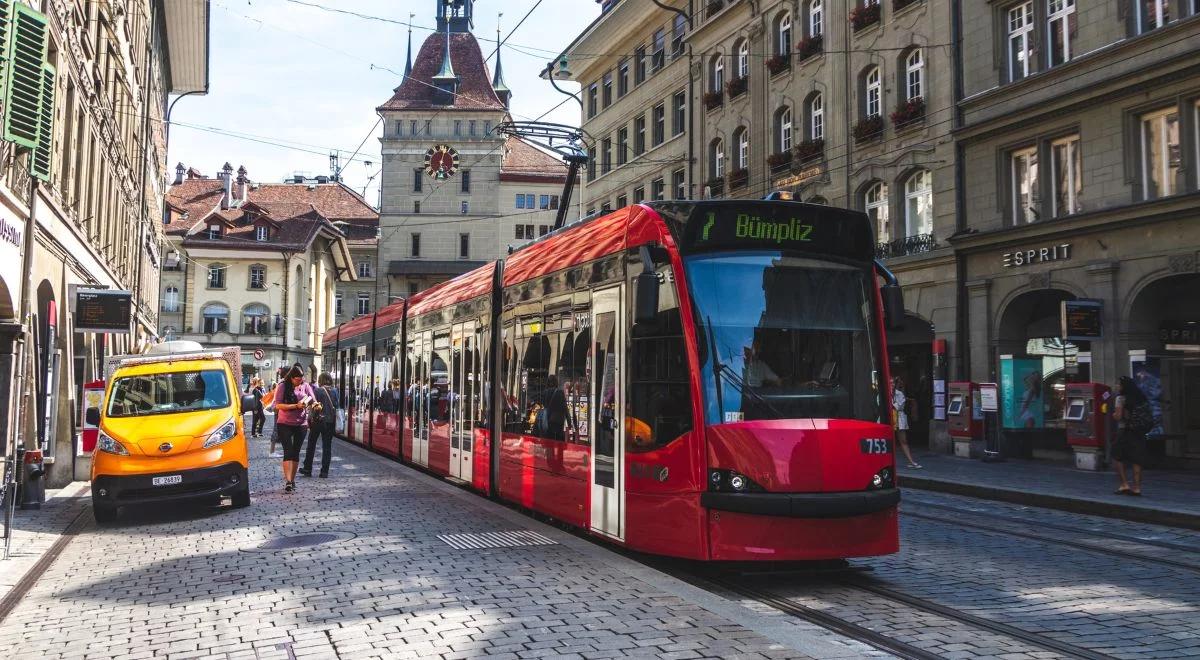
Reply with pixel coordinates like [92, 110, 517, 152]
[152, 475, 182, 486]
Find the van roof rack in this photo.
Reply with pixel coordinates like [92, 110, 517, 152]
[104, 346, 242, 381]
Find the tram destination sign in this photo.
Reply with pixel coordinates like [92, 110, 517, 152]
[1061, 299, 1102, 342]
[671, 201, 874, 261]
[74, 288, 132, 334]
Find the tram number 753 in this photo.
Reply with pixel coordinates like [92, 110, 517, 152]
[860, 438, 891, 454]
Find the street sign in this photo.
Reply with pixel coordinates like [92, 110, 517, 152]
[253, 348, 265, 360]
[978, 383, 999, 412]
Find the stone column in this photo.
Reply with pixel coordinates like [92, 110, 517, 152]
[965, 279, 991, 383]
[1084, 261, 1119, 387]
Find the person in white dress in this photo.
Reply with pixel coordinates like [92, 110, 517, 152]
[892, 377, 921, 468]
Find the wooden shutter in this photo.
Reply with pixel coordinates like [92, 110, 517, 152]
[2, 2, 48, 151]
[31, 61, 54, 180]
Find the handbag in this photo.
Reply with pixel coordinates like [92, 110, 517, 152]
[1127, 401, 1154, 436]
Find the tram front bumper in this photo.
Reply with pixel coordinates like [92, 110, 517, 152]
[701, 488, 900, 518]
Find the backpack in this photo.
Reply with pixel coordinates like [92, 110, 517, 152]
[1126, 401, 1154, 436]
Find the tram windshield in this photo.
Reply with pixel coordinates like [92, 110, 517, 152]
[686, 253, 884, 425]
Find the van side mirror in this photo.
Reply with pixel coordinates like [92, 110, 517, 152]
[882, 284, 905, 330]
[85, 407, 100, 426]
[241, 395, 257, 413]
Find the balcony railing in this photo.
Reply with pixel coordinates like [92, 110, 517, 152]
[876, 233, 936, 259]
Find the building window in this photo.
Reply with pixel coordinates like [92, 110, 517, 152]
[673, 169, 686, 200]
[335, 293, 343, 315]
[550, 195, 560, 209]
[207, 264, 225, 289]
[865, 66, 881, 118]
[1138, 0, 1171, 32]
[459, 233, 470, 258]
[602, 137, 613, 174]
[1051, 135, 1082, 217]
[454, 120, 462, 136]
[672, 91, 686, 136]
[635, 115, 647, 155]
[602, 70, 613, 108]
[162, 286, 180, 312]
[777, 12, 793, 55]
[357, 293, 370, 316]
[810, 93, 824, 141]
[243, 304, 270, 335]
[1046, 0, 1075, 68]
[588, 84, 598, 118]
[672, 14, 686, 57]
[905, 48, 924, 101]
[618, 127, 629, 166]
[587, 147, 597, 180]
[735, 127, 749, 171]
[736, 39, 750, 79]
[534, 225, 546, 236]
[865, 182, 890, 243]
[461, 170, 471, 193]
[652, 103, 666, 146]
[516, 194, 526, 209]
[710, 138, 726, 179]
[249, 265, 266, 289]
[779, 108, 793, 152]
[651, 177, 666, 201]
[810, 0, 824, 37]
[711, 55, 724, 93]
[1007, 2, 1034, 81]
[411, 233, 421, 258]
[618, 59, 630, 97]
[1012, 145, 1040, 223]
[206, 225, 221, 240]
[413, 200, 421, 213]
[461, 200, 469, 214]
[1141, 107, 1180, 199]
[484, 121, 491, 135]
[425, 120, 432, 135]
[469, 120, 476, 136]
[601, 201, 613, 213]
[515, 224, 526, 239]
[904, 170, 933, 237]
[202, 304, 229, 333]
[635, 45, 648, 84]
[411, 120, 419, 135]
[413, 168, 423, 192]
[356, 261, 371, 278]
[651, 29, 666, 71]
[616, 194, 628, 208]
[408, 282, 420, 296]
[539, 194, 551, 209]
[395, 123, 403, 138]
[255, 225, 268, 242]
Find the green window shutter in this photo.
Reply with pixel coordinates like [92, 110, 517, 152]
[0, 1, 12, 88]
[2, 3, 48, 151]
[31, 61, 53, 180]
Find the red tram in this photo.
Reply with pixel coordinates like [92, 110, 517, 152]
[323, 200, 905, 560]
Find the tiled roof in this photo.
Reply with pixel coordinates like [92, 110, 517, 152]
[500, 137, 569, 183]
[181, 207, 329, 252]
[377, 32, 505, 112]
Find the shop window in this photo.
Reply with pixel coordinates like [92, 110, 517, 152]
[1011, 145, 1040, 223]
[1141, 107, 1180, 199]
[1046, 0, 1075, 68]
[1007, 2, 1034, 82]
[1050, 134, 1082, 217]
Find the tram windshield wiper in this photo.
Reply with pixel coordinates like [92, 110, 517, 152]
[704, 316, 785, 421]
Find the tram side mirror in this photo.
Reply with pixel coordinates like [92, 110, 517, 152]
[635, 270, 660, 326]
[85, 407, 100, 426]
[882, 284, 905, 331]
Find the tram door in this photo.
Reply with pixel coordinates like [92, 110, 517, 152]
[449, 322, 475, 481]
[589, 286, 625, 540]
[414, 330, 432, 467]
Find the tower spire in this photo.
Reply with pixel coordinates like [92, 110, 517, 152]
[404, 13, 414, 77]
[431, 4, 460, 104]
[493, 14, 511, 108]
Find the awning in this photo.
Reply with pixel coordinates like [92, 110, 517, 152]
[388, 260, 486, 276]
[162, 0, 210, 94]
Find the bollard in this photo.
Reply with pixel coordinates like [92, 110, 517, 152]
[20, 448, 45, 509]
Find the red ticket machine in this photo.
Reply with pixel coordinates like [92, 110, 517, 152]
[947, 382, 982, 440]
[1064, 382, 1109, 470]
[79, 379, 106, 455]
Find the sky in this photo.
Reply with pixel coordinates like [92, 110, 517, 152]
[167, 0, 598, 206]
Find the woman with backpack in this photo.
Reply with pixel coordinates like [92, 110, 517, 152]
[1112, 376, 1152, 496]
[301, 373, 340, 478]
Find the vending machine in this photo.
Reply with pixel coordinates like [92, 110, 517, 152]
[1064, 382, 1110, 470]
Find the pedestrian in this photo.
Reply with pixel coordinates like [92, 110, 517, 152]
[892, 377, 921, 468]
[261, 380, 278, 454]
[301, 373, 340, 478]
[1112, 376, 1153, 496]
[537, 374, 568, 441]
[246, 377, 266, 438]
[273, 364, 314, 492]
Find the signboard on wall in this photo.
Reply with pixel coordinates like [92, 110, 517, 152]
[74, 289, 132, 333]
[1061, 300, 1102, 342]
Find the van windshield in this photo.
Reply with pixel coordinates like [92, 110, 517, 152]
[107, 370, 230, 417]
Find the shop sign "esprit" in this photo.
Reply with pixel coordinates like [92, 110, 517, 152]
[1002, 243, 1072, 268]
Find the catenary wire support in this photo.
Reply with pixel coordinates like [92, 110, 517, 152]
[493, 121, 587, 231]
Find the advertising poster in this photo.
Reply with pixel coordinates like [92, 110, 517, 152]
[1001, 357, 1044, 428]
[1129, 355, 1165, 436]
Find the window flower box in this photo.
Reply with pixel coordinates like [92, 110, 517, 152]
[797, 35, 824, 61]
[850, 4, 882, 32]
[767, 151, 794, 172]
[853, 115, 884, 143]
[728, 168, 750, 189]
[703, 90, 724, 110]
[725, 76, 749, 99]
[765, 54, 792, 76]
[795, 138, 825, 163]
[890, 96, 925, 128]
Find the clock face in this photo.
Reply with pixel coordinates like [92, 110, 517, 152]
[424, 144, 460, 180]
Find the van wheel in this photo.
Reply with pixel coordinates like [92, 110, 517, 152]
[231, 484, 251, 508]
[93, 502, 117, 523]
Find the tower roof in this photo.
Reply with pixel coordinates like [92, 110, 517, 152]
[378, 32, 505, 111]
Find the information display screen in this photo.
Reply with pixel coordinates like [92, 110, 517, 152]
[1064, 400, 1087, 421]
[75, 289, 132, 333]
[1062, 300, 1102, 341]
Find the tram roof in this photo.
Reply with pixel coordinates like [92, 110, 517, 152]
[406, 262, 496, 319]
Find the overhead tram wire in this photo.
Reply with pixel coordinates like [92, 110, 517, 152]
[482, 0, 542, 65]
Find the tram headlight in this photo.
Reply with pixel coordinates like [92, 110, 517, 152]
[708, 468, 764, 493]
[729, 474, 747, 492]
[868, 467, 895, 490]
[871, 474, 884, 488]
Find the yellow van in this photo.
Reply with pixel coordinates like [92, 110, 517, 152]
[87, 341, 254, 523]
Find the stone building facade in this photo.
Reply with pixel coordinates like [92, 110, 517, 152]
[161, 165, 370, 384]
[376, 0, 573, 298]
[955, 1, 1200, 464]
[0, 0, 208, 485]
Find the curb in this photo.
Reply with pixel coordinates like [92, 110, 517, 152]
[901, 475, 1200, 531]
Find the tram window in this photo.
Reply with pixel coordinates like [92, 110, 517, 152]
[628, 259, 693, 451]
